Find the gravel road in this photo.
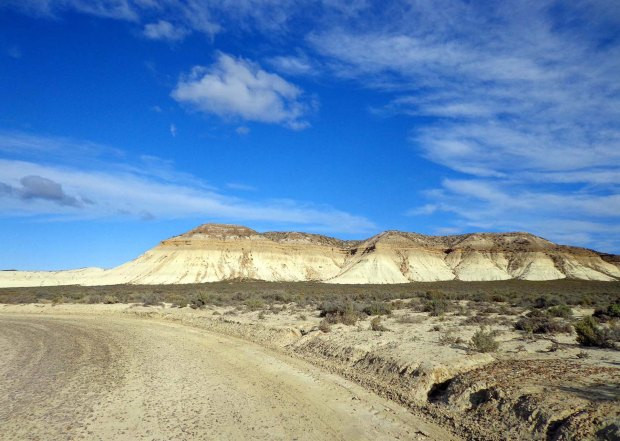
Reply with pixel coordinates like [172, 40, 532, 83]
[0, 314, 457, 441]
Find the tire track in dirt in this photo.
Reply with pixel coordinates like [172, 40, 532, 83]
[0, 314, 458, 441]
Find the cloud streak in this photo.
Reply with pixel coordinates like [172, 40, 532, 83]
[305, 1, 620, 251]
[0, 134, 374, 234]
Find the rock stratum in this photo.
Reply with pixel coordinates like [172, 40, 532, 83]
[2, 223, 619, 287]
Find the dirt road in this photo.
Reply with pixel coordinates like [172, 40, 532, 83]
[0, 314, 457, 441]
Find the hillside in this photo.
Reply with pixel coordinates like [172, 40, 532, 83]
[1, 223, 619, 287]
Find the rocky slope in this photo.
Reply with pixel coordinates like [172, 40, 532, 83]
[1, 223, 619, 287]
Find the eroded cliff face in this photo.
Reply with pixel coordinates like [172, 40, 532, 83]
[1, 224, 619, 287]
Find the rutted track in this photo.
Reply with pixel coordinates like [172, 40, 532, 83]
[0, 314, 457, 441]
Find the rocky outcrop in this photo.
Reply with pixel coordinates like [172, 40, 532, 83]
[1, 223, 619, 287]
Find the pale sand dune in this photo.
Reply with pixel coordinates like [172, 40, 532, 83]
[1, 223, 618, 287]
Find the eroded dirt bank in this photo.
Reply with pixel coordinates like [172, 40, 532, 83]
[0, 311, 457, 441]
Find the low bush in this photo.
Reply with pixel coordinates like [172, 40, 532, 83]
[515, 310, 572, 335]
[547, 304, 573, 318]
[574, 316, 617, 349]
[244, 298, 265, 310]
[319, 301, 360, 325]
[319, 319, 331, 333]
[396, 314, 426, 324]
[370, 317, 388, 331]
[423, 299, 451, 316]
[462, 314, 497, 327]
[361, 301, 392, 316]
[469, 327, 499, 353]
[593, 303, 620, 322]
[438, 330, 463, 345]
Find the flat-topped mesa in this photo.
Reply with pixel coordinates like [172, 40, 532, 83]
[263, 231, 361, 248]
[1, 223, 619, 287]
[180, 223, 259, 238]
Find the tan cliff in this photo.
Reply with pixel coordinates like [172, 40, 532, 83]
[1, 223, 619, 287]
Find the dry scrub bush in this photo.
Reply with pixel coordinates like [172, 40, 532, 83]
[574, 316, 618, 349]
[515, 310, 572, 335]
[319, 319, 331, 333]
[438, 331, 463, 346]
[370, 317, 389, 331]
[469, 327, 499, 353]
[593, 303, 620, 322]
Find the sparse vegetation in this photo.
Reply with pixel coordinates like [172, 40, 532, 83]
[469, 327, 500, 353]
[362, 301, 392, 316]
[396, 314, 426, 324]
[370, 317, 388, 331]
[547, 304, 573, 318]
[514, 310, 573, 335]
[574, 316, 618, 349]
[318, 319, 331, 333]
[438, 330, 462, 345]
[1, 280, 618, 310]
[593, 303, 620, 322]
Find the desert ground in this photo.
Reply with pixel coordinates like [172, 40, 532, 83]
[1, 281, 619, 440]
[0, 311, 454, 441]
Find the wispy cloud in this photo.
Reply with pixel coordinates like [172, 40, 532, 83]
[267, 54, 316, 75]
[0, 133, 374, 233]
[143, 20, 188, 41]
[172, 53, 313, 129]
[306, 1, 620, 251]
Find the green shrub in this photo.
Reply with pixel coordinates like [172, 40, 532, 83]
[593, 303, 620, 322]
[102, 295, 119, 304]
[244, 297, 265, 310]
[469, 327, 499, 353]
[515, 310, 572, 335]
[423, 299, 451, 316]
[547, 304, 573, 318]
[319, 301, 361, 325]
[574, 316, 617, 349]
[361, 301, 392, 316]
[438, 330, 463, 345]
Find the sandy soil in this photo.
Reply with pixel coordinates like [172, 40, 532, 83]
[0, 312, 457, 441]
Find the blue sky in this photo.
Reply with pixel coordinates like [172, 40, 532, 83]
[1, 0, 619, 270]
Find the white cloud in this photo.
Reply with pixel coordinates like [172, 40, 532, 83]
[408, 178, 620, 252]
[3, 0, 139, 20]
[308, 3, 620, 184]
[268, 54, 315, 75]
[169, 123, 177, 137]
[235, 126, 250, 135]
[0, 133, 374, 234]
[143, 20, 188, 41]
[172, 53, 312, 129]
[306, 1, 620, 252]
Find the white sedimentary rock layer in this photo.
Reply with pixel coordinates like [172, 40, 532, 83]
[1, 224, 618, 287]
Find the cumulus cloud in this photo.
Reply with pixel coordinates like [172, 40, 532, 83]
[172, 53, 312, 129]
[143, 20, 188, 41]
